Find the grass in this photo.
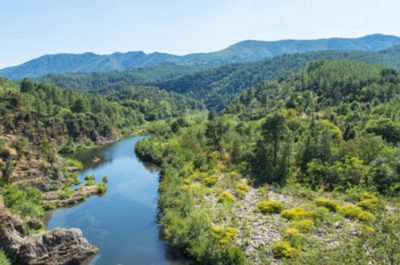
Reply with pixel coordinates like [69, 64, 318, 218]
[0, 249, 11, 265]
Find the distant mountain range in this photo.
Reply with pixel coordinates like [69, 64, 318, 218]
[41, 45, 400, 111]
[1, 34, 400, 79]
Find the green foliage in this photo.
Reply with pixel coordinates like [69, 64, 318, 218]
[314, 198, 338, 212]
[288, 219, 315, 233]
[101, 176, 108, 183]
[3, 184, 44, 219]
[97, 183, 107, 194]
[58, 187, 75, 200]
[217, 191, 235, 204]
[337, 205, 363, 218]
[0, 249, 11, 265]
[272, 240, 298, 258]
[281, 207, 313, 220]
[256, 200, 283, 214]
[357, 211, 376, 222]
[235, 182, 251, 197]
[210, 226, 237, 245]
[203, 175, 219, 187]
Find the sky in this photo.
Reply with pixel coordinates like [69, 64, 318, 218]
[0, 0, 399, 68]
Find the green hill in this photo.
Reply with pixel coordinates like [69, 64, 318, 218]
[1, 34, 400, 79]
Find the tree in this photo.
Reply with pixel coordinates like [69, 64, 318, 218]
[20, 78, 34, 93]
[254, 112, 292, 183]
[72, 98, 88, 113]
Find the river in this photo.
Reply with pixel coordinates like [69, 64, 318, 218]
[46, 136, 179, 265]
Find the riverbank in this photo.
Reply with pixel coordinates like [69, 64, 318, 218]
[46, 136, 178, 265]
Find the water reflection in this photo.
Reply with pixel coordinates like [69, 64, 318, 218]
[46, 136, 181, 265]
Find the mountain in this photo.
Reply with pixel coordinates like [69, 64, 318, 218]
[40, 45, 400, 111]
[2, 34, 400, 79]
[157, 46, 400, 110]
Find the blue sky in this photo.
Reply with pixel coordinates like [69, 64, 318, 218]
[0, 0, 399, 68]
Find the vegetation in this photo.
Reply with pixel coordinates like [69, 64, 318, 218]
[0, 249, 11, 265]
[135, 59, 400, 264]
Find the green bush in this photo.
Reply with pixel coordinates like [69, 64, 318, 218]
[58, 187, 75, 200]
[3, 185, 44, 219]
[0, 249, 11, 265]
[84, 175, 95, 181]
[235, 182, 251, 197]
[272, 240, 298, 258]
[356, 198, 379, 212]
[338, 205, 363, 219]
[281, 207, 313, 220]
[357, 211, 376, 222]
[314, 197, 338, 212]
[210, 226, 237, 245]
[288, 219, 315, 232]
[217, 191, 235, 203]
[101, 176, 109, 183]
[85, 179, 96, 186]
[256, 200, 283, 214]
[97, 183, 107, 194]
[203, 175, 219, 187]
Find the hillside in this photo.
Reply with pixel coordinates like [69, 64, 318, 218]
[1, 34, 400, 79]
[38, 45, 400, 111]
[134, 60, 400, 264]
[158, 46, 400, 110]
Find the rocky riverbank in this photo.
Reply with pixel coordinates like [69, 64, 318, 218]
[0, 197, 97, 265]
[42, 185, 100, 208]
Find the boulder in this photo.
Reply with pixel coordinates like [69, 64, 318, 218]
[0, 198, 97, 265]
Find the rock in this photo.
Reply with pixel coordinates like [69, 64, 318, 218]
[42, 185, 99, 207]
[0, 197, 97, 265]
[27, 219, 43, 230]
[16, 228, 97, 265]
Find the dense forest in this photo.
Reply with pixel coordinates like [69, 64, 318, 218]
[135, 60, 400, 264]
[41, 46, 400, 110]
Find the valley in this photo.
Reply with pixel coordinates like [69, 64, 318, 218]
[1, 34, 400, 265]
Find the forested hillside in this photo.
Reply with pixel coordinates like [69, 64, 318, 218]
[40, 63, 197, 92]
[158, 46, 400, 110]
[1, 34, 399, 79]
[135, 60, 400, 264]
[39, 46, 400, 111]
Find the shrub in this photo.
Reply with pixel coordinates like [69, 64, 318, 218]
[314, 198, 338, 212]
[65, 158, 83, 170]
[203, 175, 219, 187]
[256, 200, 283, 214]
[84, 175, 95, 181]
[85, 179, 96, 186]
[356, 198, 379, 212]
[235, 182, 251, 197]
[101, 176, 109, 184]
[281, 207, 313, 220]
[359, 224, 375, 233]
[357, 211, 376, 222]
[3, 185, 44, 219]
[69, 172, 80, 185]
[272, 240, 297, 258]
[97, 183, 107, 194]
[58, 187, 75, 200]
[288, 219, 315, 232]
[210, 226, 237, 245]
[0, 249, 11, 265]
[338, 205, 363, 219]
[283, 228, 303, 247]
[218, 191, 235, 203]
[283, 228, 300, 237]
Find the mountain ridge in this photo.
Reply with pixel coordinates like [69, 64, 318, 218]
[2, 34, 400, 79]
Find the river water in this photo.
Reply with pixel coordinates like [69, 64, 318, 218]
[46, 136, 178, 265]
